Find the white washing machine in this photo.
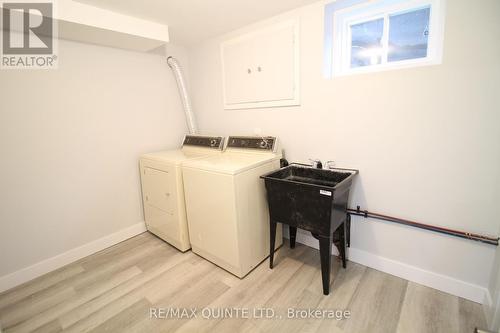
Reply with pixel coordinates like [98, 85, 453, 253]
[139, 135, 224, 252]
[182, 136, 283, 277]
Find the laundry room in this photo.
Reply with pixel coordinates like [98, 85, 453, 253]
[0, 0, 499, 332]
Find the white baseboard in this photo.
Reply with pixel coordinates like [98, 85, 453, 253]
[0, 222, 147, 293]
[284, 228, 487, 304]
[0, 222, 489, 306]
[348, 247, 487, 304]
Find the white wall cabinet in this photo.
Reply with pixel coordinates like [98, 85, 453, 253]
[221, 20, 300, 109]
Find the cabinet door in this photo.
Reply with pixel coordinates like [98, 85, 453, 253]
[222, 20, 299, 109]
[253, 24, 296, 103]
[222, 36, 259, 105]
[142, 166, 174, 214]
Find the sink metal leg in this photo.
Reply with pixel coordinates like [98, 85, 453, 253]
[340, 223, 347, 268]
[289, 226, 297, 249]
[269, 220, 277, 269]
[333, 224, 347, 269]
[319, 235, 332, 295]
[346, 213, 351, 248]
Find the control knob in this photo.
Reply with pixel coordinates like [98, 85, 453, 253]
[210, 139, 218, 147]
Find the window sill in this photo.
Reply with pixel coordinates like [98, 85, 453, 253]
[333, 57, 442, 78]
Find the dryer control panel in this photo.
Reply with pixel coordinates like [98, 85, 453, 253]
[227, 136, 277, 151]
[183, 135, 224, 150]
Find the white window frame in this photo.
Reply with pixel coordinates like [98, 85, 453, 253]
[332, 0, 446, 77]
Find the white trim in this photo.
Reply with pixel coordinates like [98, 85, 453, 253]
[0, 222, 147, 293]
[284, 228, 487, 304]
[348, 247, 487, 304]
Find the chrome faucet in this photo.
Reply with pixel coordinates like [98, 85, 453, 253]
[309, 159, 323, 169]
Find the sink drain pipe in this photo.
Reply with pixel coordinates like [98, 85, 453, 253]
[167, 56, 197, 134]
[347, 206, 499, 246]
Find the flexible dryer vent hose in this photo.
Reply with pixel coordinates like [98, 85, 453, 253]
[167, 56, 198, 134]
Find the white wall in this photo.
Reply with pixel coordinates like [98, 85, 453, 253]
[0, 40, 188, 284]
[187, 0, 500, 302]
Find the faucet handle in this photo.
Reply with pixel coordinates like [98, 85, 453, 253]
[309, 159, 323, 169]
[326, 161, 336, 169]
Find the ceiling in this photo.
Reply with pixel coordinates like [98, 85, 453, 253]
[74, 0, 319, 45]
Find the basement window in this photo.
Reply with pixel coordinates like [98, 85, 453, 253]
[326, 0, 445, 77]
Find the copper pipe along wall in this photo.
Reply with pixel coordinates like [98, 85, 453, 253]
[347, 207, 499, 246]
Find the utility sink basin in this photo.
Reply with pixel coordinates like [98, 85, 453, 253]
[263, 164, 356, 189]
[261, 164, 358, 295]
[261, 164, 358, 236]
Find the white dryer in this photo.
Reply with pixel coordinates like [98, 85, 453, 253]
[139, 135, 224, 252]
[182, 136, 283, 277]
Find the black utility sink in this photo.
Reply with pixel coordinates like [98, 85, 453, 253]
[264, 165, 355, 188]
[261, 164, 358, 295]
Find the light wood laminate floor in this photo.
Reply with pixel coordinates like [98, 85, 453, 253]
[0, 232, 486, 333]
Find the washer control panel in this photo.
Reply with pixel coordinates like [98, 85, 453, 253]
[183, 135, 224, 150]
[227, 136, 276, 151]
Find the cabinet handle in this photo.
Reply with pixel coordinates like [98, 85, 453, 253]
[247, 68, 251, 74]
[257, 66, 262, 72]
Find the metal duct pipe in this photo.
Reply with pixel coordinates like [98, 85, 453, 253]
[167, 56, 197, 134]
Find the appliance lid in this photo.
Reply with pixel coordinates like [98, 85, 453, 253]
[141, 148, 220, 165]
[182, 152, 280, 175]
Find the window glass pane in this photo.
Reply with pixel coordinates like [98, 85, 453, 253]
[388, 7, 430, 62]
[350, 18, 384, 68]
